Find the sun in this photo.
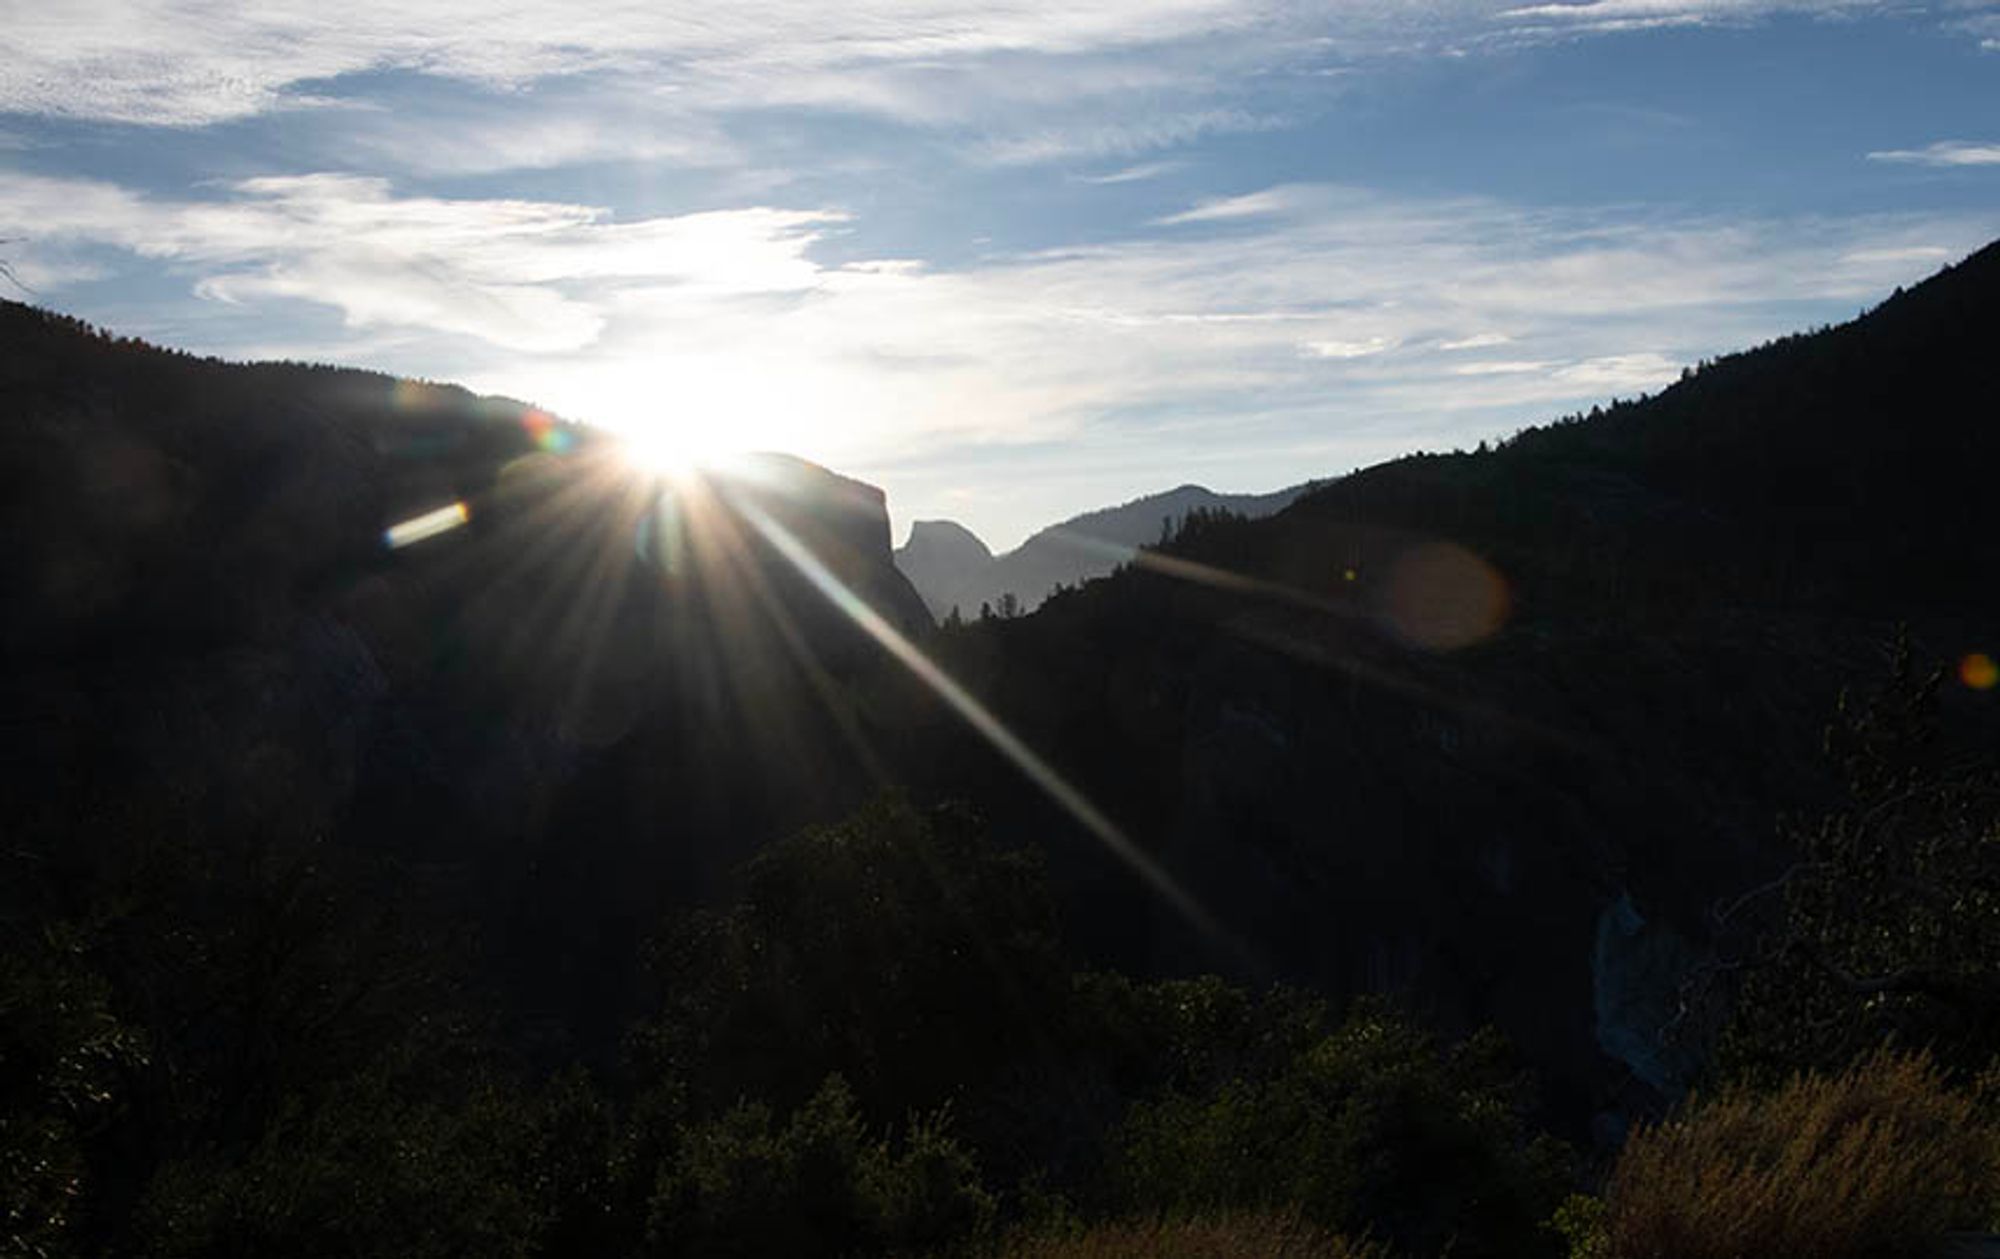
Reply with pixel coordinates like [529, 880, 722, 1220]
[583, 364, 797, 480]
[616, 426, 729, 480]
[560, 354, 843, 484]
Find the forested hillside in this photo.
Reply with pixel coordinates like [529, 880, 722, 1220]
[5, 242, 2000, 1257]
[876, 240, 2000, 1121]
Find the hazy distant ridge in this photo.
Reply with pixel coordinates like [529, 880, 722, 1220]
[896, 481, 1317, 619]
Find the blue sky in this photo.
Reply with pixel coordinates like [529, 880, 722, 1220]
[3, 2, 1996, 548]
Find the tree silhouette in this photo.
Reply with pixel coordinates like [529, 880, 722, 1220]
[1717, 640, 2000, 1080]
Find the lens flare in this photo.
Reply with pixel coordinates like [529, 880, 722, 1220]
[391, 378, 437, 411]
[1379, 541, 1510, 651]
[383, 501, 470, 549]
[1960, 652, 1998, 691]
[732, 493, 1227, 946]
[522, 408, 576, 454]
[634, 484, 690, 576]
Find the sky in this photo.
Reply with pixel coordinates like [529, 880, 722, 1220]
[2, 2, 1996, 550]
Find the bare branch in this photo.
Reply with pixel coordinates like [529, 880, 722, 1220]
[0, 237, 34, 295]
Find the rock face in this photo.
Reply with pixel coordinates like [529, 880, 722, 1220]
[895, 482, 1316, 620]
[710, 452, 934, 642]
[896, 520, 995, 620]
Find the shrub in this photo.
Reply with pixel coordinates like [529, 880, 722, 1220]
[1071, 972, 1327, 1100]
[138, 1065, 554, 1259]
[1, 931, 148, 1259]
[1111, 1000, 1570, 1258]
[647, 1075, 995, 1257]
[869, 1106, 999, 1252]
[1716, 646, 2000, 1080]
[1588, 1050, 2000, 1259]
[993, 1211, 1384, 1259]
[640, 796, 1067, 1126]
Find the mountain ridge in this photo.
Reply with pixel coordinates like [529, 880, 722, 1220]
[896, 479, 1321, 619]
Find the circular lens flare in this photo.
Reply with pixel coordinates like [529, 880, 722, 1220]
[1960, 652, 1998, 691]
[1378, 541, 1510, 651]
[521, 408, 575, 454]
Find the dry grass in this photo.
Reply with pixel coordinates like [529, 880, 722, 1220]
[992, 1212, 1385, 1259]
[1597, 1050, 1999, 1259]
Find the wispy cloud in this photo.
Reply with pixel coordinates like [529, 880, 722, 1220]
[1495, 0, 1892, 34]
[1867, 140, 2000, 167]
[976, 110, 1274, 166]
[1449, 359, 1552, 375]
[0, 173, 838, 352]
[1304, 336, 1397, 359]
[1550, 350, 1686, 388]
[1440, 332, 1514, 350]
[1075, 161, 1185, 185]
[337, 95, 742, 176]
[1154, 186, 1304, 225]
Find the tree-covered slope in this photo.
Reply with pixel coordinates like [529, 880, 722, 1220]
[877, 240, 2000, 1126]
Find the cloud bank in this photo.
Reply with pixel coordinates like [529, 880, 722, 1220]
[6, 0, 1993, 134]
[4, 169, 1985, 544]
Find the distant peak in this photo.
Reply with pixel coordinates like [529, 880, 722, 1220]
[900, 519, 993, 560]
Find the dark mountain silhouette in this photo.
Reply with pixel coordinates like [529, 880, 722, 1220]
[0, 300, 930, 1050]
[875, 239, 2000, 1125]
[896, 481, 1317, 619]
